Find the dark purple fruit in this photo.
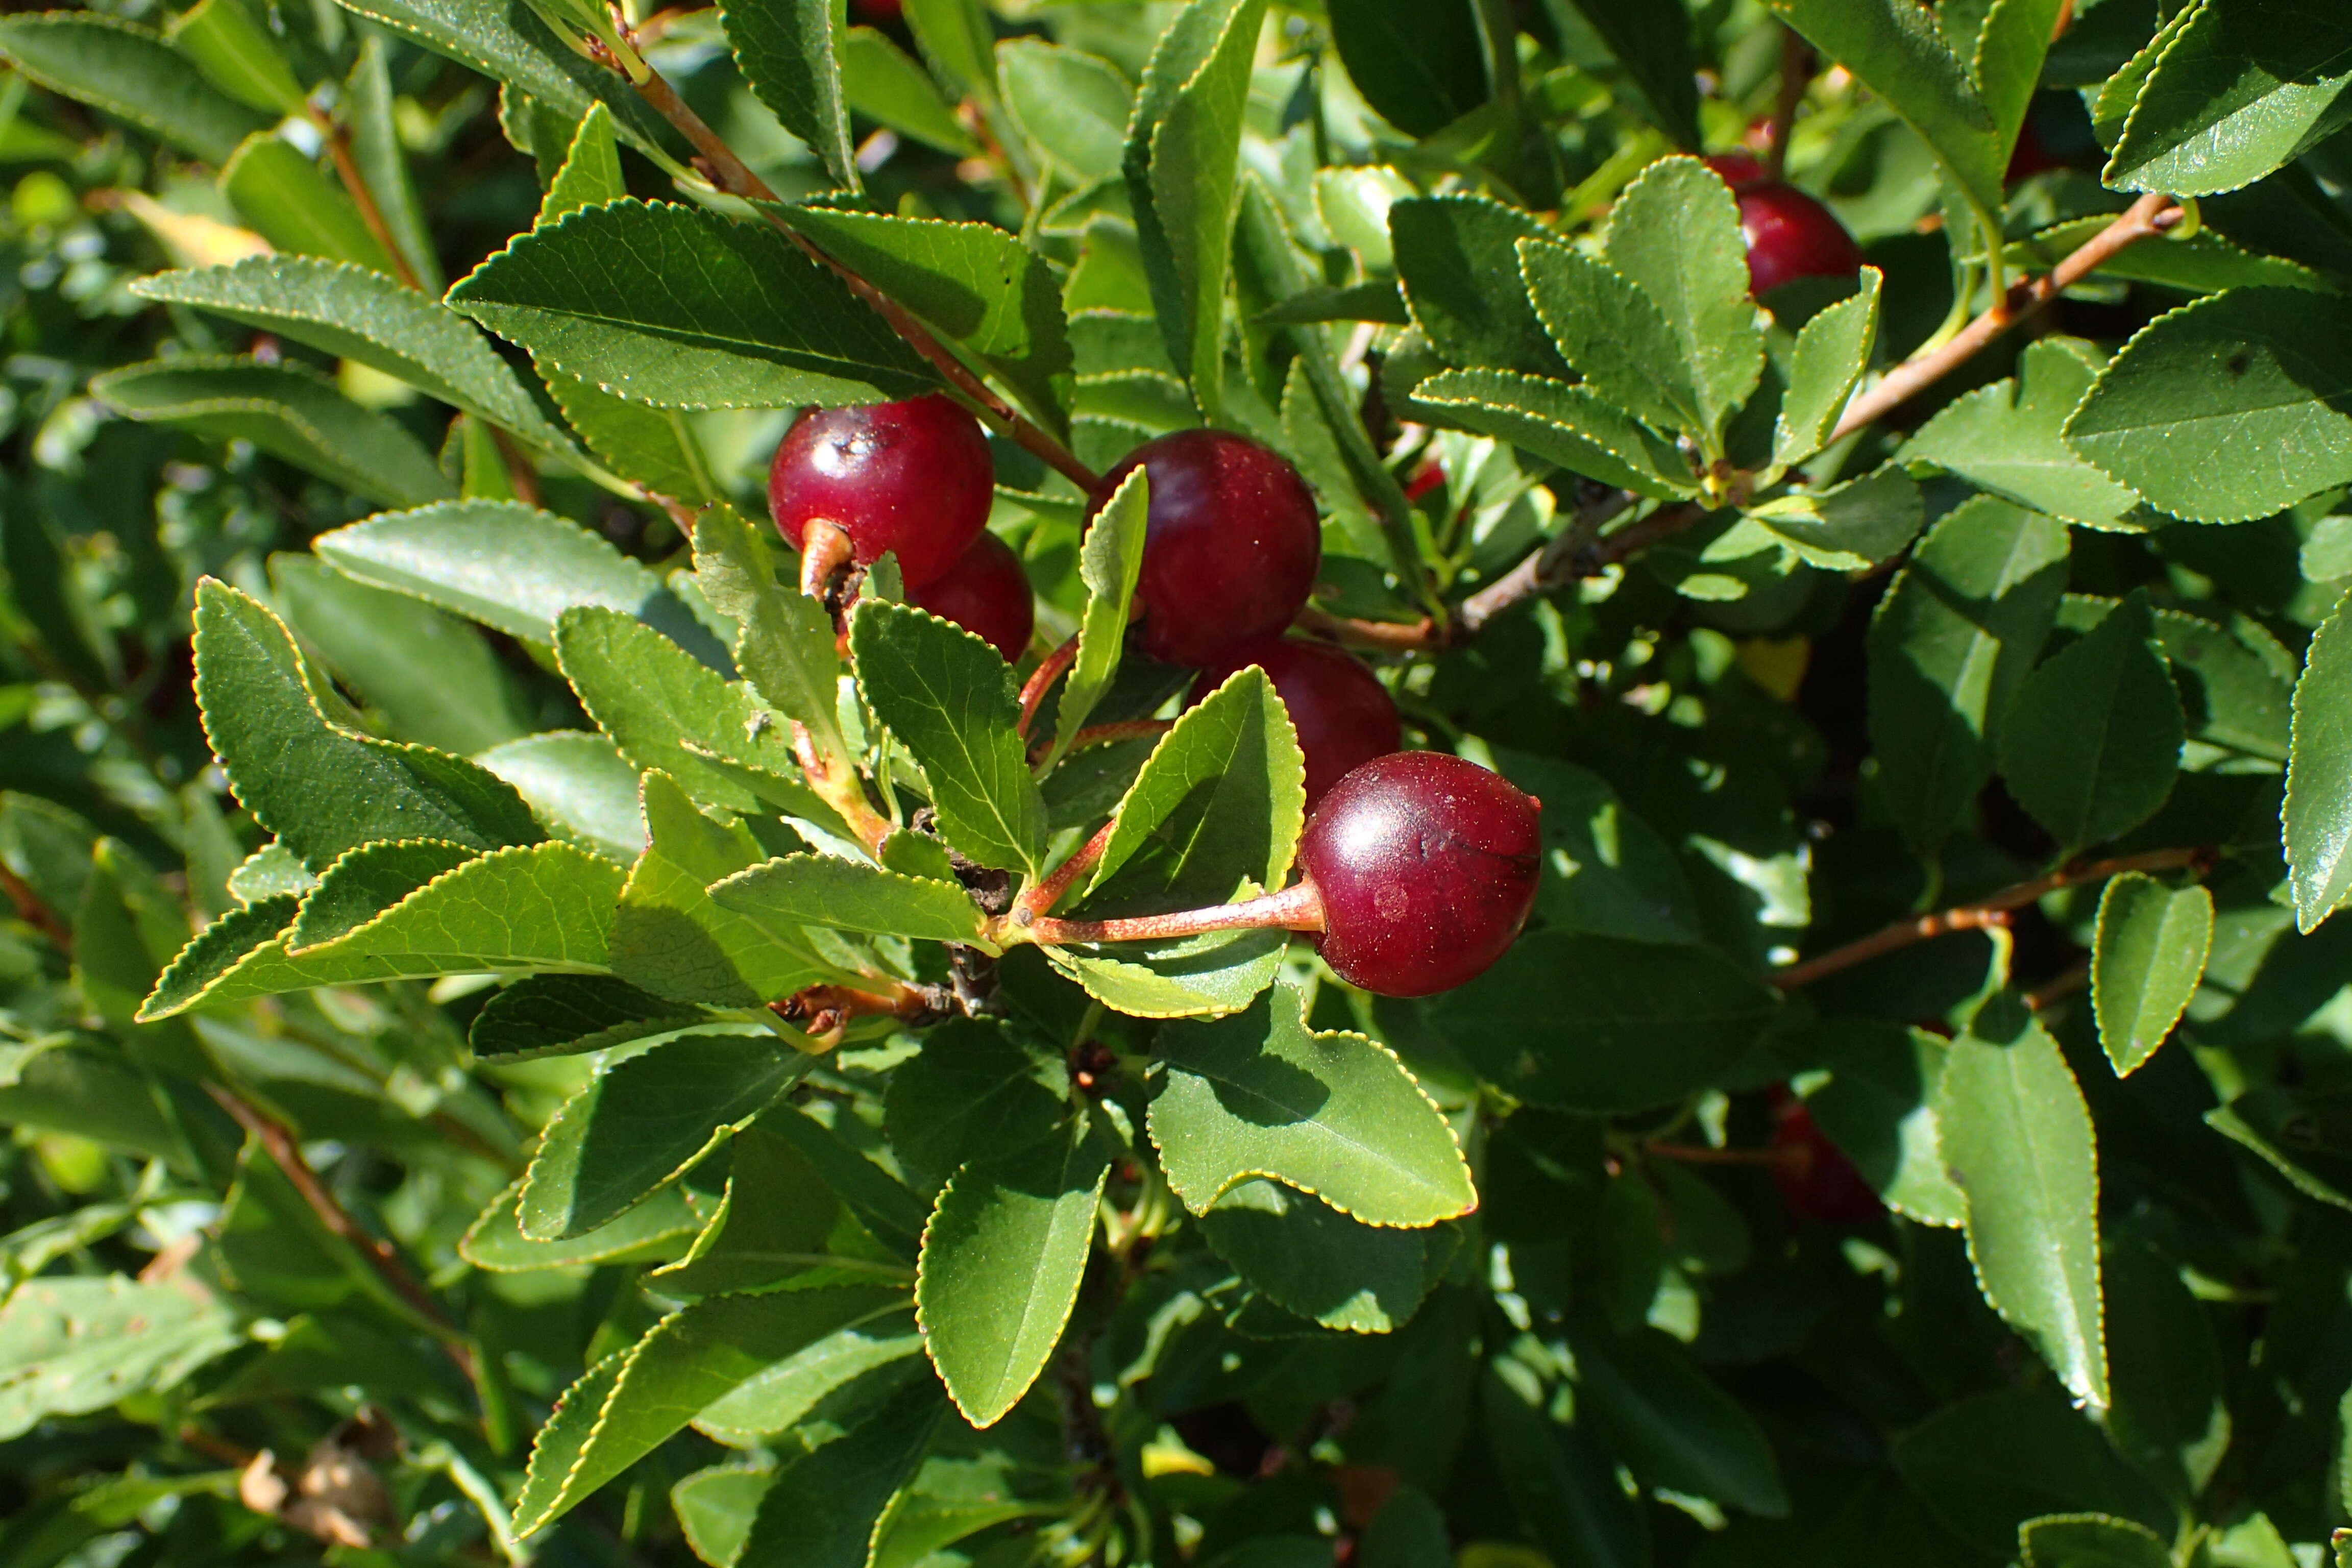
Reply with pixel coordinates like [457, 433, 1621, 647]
[1704, 155, 1865, 298]
[909, 530, 1035, 663]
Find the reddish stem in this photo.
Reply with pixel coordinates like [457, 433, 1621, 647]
[1017, 634, 1081, 739]
[1018, 819, 1117, 922]
[1294, 604, 1445, 652]
[1021, 879, 1325, 946]
[1063, 720, 1172, 751]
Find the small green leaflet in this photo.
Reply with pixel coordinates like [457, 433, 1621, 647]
[2286, 586, 2352, 932]
[1412, 368, 1699, 499]
[712, 855, 989, 946]
[1041, 465, 1148, 776]
[1772, 267, 1881, 469]
[1602, 156, 1763, 445]
[2091, 872, 2214, 1076]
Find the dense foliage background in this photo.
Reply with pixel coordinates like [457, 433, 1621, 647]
[3, 0, 2352, 1565]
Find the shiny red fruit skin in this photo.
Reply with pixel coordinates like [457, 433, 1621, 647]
[1703, 156, 1865, 297]
[1769, 1097, 1884, 1226]
[1089, 429, 1321, 667]
[768, 394, 993, 590]
[1301, 751, 1541, 998]
[909, 530, 1035, 663]
[1191, 638, 1401, 810]
[852, 0, 901, 17]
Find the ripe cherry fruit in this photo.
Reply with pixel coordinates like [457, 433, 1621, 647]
[1704, 154, 1865, 298]
[768, 394, 993, 590]
[1192, 638, 1401, 810]
[1767, 1091, 1883, 1226]
[1089, 429, 1321, 668]
[909, 530, 1035, 663]
[1301, 751, 1540, 998]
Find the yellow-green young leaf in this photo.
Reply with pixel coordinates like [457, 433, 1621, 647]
[467, 973, 699, 1062]
[1772, 267, 1881, 468]
[851, 602, 1047, 876]
[1434, 932, 1780, 1113]
[721, 0, 856, 189]
[996, 38, 1128, 179]
[845, 26, 980, 157]
[449, 200, 935, 412]
[165, 0, 306, 115]
[916, 1120, 1108, 1427]
[93, 358, 452, 508]
[218, 134, 399, 275]
[2287, 587, 2352, 932]
[1149, 985, 1474, 1226]
[1902, 337, 2143, 530]
[729, 1376, 945, 1567]
[1325, 0, 1487, 138]
[1411, 369, 1699, 500]
[2019, 1514, 2172, 1568]
[0, 14, 268, 163]
[1392, 194, 1571, 378]
[1996, 593, 2184, 851]
[0, 1276, 244, 1441]
[460, 1178, 709, 1272]
[1198, 1180, 1447, 1334]
[519, 1032, 814, 1241]
[1939, 995, 2109, 1411]
[541, 102, 624, 224]
[512, 1285, 909, 1535]
[2064, 288, 2352, 524]
[1602, 156, 1765, 443]
[477, 732, 649, 864]
[1572, 1329, 1790, 1517]
[2091, 873, 2213, 1076]
[2103, 0, 2352, 198]
[713, 855, 988, 946]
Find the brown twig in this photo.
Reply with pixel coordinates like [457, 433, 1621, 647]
[1763, 26, 1812, 181]
[1017, 634, 1081, 739]
[1456, 493, 1685, 636]
[1293, 605, 1443, 652]
[629, 69, 1099, 492]
[1645, 1141, 1790, 1168]
[1060, 719, 1172, 752]
[0, 861, 73, 953]
[771, 978, 949, 1047]
[205, 1086, 477, 1383]
[1828, 192, 2179, 442]
[1013, 879, 1325, 947]
[309, 111, 422, 293]
[1768, 846, 2210, 991]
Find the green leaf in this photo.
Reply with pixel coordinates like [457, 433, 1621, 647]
[713, 855, 987, 945]
[1892, 1389, 2167, 1556]
[1902, 338, 2145, 530]
[1198, 1180, 1444, 1334]
[1738, 465, 1923, 571]
[2206, 1088, 2352, 1212]
[190, 578, 541, 871]
[1481, 1368, 1648, 1568]
[0, 14, 267, 163]
[519, 1032, 813, 1240]
[766, 1109, 933, 1259]
[722, 0, 856, 190]
[92, 357, 452, 508]
[883, 1021, 1065, 1194]
[348, 34, 443, 290]
[1545, 0, 1701, 148]
[733, 1377, 945, 1568]
[2287, 586, 2352, 932]
[1996, 592, 2184, 850]
[1800, 1018, 1967, 1227]
[285, 838, 480, 949]
[1044, 926, 1290, 1019]
[1411, 369, 1698, 499]
[1773, 267, 1881, 468]
[1433, 933, 1780, 1112]
[851, 602, 1046, 875]
[556, 606, 808, 817]
[290, 840, 624, 972]
[134, 257, 576, 455]
[1326, 0, 1488, 138]
[1970, 0, 2071, 174]
[1573, 1329, 1790, 1517]
[2019, 1514, 2173, 1568]
[166, 0, 306, 116]
[462, 1177, 709, 1271]
[2011, 215, 2331, 297]
[1041, 465, 1148, 776]
[541, 100, 624, 222]
[901, 0, 994, 101]
[218, 134, 400, 276]
[0, 1276, 243, 1440]
[690, 1309, 924, 1442]
[2103, 1235, 2231, 1499]
[468, 973, 698, 1061]
[1602, 156, 1765, 445]
[1391, 194, 1570, 378]
[997, 38, 1130, 181]
[540, 360, 719, 503]
[1149, 986, 1474, 1227]
[692, 505, 847, 752]
[477, 731, 649, 863]
[1080, 667, 1304, 918]
[2064, 288, 2352, 524]
[449, 199, 936, 411]
[1122, 0, 1267, 413]
[1867, 496, 2070, 855]
[1939, 994, 2109, 1411]
[1519, 237, 1702, 439]
[651, 1123, 868, 1296]
[2104, 0, 2352, 197]
[512, 1285, 908, 1535]
[270, 555, 530, 756]
[1490, 750, 1700, 944]
[766, 205, 1071, 432]
[844, 27, 979, 158]
[916, 1120, 1108, 1427]
[2091, 873, 2212, 1076]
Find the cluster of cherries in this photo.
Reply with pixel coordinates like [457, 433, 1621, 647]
[768, 404, 1540, 997]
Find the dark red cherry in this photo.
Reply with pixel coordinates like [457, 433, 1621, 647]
[1088, 429, 1321, 668]
[768, 394, 993, 590]
[852, 0, 902, 17]
[908, 530, 1035, 663]
[2005, 121, 2062, 183]
[1192, 638, 1401, 810]
[1300, 751, 1540, 998]
[1703, 156, 1864, 298]
[1767, 1092, 1883, 1226]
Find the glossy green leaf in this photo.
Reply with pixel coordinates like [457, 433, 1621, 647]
[0, 1277, 243, 1440]
[610, 844, 837, 1010]
[997, 38, 1130, 180]
[461, 1178, 708, 1272]
[1326, 0, 1487, 138]
[1041, 465, 1147, 776]
[2019, 1513, 2173, 1568]
[1150, 986, 1474, 1226]
[2206, 1087, 2352, 1212]
[883, 1021, 1065, 1194]
[218, 134, 400, 275]
[1392, 194, 1570, 377]
[651, 1123, 867, 1297]
[692, 505, 846, 751]
[1800, 1019, 1967, 1227]
[2104, 0, 2352, 197]
[1891, 1389, 2167, 1556]
[1519, 236, 1702, 439]
[843, 26, 979, 157]
[1602, 155, 1764, 444]
[1940, 995, 2109, 1410]
[1574, 1329, 1790, 1516]
[1773, 267, 1881, 467]
[0, 14, 267, 163]
[1198, 1180, 1442, 1334]
[2064, 287, 2352, 524]
[513, 1285, 908, 1535]
[765, 1109, 933, 1260]
[1412, 368, 1698, 499]
[2287, 586, 2352, 932]
[691, 1309, 924, 1442]
[722, 0, 856, 189]
[93, 357, 452, 508]
[901, 0, 994, 100]
[851, 601, 1046, 875]
[449, 199, 936, 411]
[468, 972, 698, 1061]
[713, 855, 987, 945]
[284, 838, 480, 950]
[166, 0, 305, 115]
[1997, 593, 2183, 850]
[1490, 750, 1700, 944]
[916, 1120, 1108, 1426]
[2091, 873, 2213, 1076]
[348, 34, 442, 290]
[1902, 337, 2144, 530]
[1867, 496, 2070, 855]
[1434, 933, 1780, 1112]
[734, 1376, 944, 1568]
[2011, 214, 2330, 297]
[1044, 924, 1289, 1019]
[1739, 464, 1923, 571]
[477, 731, 649, 863]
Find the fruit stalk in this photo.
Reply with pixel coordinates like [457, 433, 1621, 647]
[1011, 879, 1326, 947]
